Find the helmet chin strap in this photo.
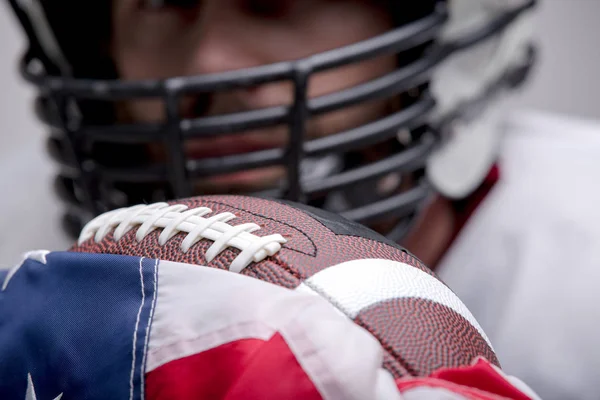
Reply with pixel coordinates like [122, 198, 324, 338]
[309, 147, 404, 210]
[288, 151, 396, 214]
[299, 153, 345, 185]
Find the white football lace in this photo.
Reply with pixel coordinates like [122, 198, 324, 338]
[78, 202, 288, 273]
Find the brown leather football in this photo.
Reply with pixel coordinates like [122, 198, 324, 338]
[71, 194, 498, 377]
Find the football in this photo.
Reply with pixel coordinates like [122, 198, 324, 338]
[72, 194, 497, 378]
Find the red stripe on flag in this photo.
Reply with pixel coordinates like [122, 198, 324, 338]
[145, 333, 322, 399]
[395, 358, 533, 400]
[428, 358, 532, 400]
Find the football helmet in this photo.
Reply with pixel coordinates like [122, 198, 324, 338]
[7, 0, 537, 240]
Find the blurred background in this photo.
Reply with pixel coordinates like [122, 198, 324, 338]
[1, 0, 600, 266]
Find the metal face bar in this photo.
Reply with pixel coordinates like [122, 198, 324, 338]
[285, 61, 311, 202]
[164, 92, 192, 198]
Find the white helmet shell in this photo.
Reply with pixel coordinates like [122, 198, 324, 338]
[427, 0, 536, 199]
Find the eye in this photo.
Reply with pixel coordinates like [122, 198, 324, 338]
[242, 0, 292, 18]
[140, 0, 201, 10]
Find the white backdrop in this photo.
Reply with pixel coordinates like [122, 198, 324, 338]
[510, 0, 600, 120]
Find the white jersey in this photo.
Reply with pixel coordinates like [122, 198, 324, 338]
[437, 110, 600, 400]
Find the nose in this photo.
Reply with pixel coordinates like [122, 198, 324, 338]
[186, 4, 259, 76]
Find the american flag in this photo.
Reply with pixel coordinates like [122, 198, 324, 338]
[0, 251, 539, 399]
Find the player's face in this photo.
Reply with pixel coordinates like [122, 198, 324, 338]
[111, 0, 397, 193]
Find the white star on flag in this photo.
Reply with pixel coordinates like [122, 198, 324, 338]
[26, 373, 63, 400]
